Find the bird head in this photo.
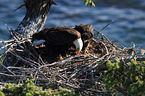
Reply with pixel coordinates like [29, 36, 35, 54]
[74, 24, 94, 41]
[73, 38, 83, 55]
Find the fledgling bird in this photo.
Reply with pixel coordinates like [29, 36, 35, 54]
[74, 24, 94, 52]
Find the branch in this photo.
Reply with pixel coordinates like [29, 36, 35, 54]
[15, 0, 56, 37]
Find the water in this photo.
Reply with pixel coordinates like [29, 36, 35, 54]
[0, 0, 145, 48]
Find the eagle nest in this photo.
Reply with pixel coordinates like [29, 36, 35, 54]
[0, 26, 139, 95]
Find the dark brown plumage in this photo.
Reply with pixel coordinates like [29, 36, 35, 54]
[32, 27, 81, 46]
[32, 27, 83, 57]
[74, 24, 94, 52]
[74, 24, 94, 41]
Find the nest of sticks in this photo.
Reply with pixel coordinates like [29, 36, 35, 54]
[0, 26, 139, 95]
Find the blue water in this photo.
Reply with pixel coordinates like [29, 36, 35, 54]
[0, 0, 145, 48]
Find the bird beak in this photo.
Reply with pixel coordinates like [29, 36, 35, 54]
[75, 48, 81, 55]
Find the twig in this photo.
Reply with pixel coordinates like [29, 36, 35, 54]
[94, 20, 114, 37]
[0, 72, 22, 77]
[0, 62, 16, 75]
[120, 57, 145, 65]
[9, 51, 38, 68]
[0, 39, 15, 44]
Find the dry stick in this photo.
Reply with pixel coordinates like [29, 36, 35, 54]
[99, 32, 145, 63]
[33, 71, 38, 83]
[57, 80, 80, 89]
[38, 55, 79, 68]
[0, 42, 18, 59]
[94, 28, 124, 52]
[89, 68, 95, 82]
[9, 51, 38, 68]
[23, 42, 45, 65]
[58, 73, 68, 81]
[92, 49, 117, 71]
[58, 54, 98, 76]
[77, 58, 108, 80]
[99, 32, 123, 51]
[99, 40, 109, 54]
[5, 23, 24, 49]
[16, 46, 42, 66]
[68, 52, 111, 79]
[32, 47, 44, 64]
[114, 42, 125, 49]
[23, 56, 41, 66]
[98, 32, 112, 44]
[38, 55, 46, 65]
[120, 57, 145, 65]
[88, 52, 110, 68]
[0, 57, 16, 75]
[7, 66, 34, 70]
[87, 89, 114, 94]
[20, 42, 45, 66]
[0, 64, 16, 76]
[0, 39, 15, 44]
[68, 65, 82, 80]
[38, 67, 52, 82]
[11, 31, 21, 41]
[72, 54, 98, 62]
[10, 31, 24, 49]
[0, 43, 13, 51]
[94, 20, 114, 37]
[0, 72, 23, 77]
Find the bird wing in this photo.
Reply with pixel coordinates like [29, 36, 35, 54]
[45, 27, 80, 45]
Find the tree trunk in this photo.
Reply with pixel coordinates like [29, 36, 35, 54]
[3, 0, 56, 67]
[15, 0, 56, 37]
